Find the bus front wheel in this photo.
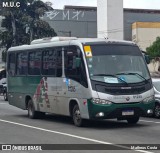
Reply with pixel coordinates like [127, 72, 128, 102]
[127, 117, 139, 124]
[72, 104, 83, 127]
[154, 104, 160, 118]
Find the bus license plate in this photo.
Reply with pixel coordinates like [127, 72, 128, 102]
[122, 110, 134, 116]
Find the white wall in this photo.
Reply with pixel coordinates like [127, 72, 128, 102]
[137, 28, 160, 51]
[97, 0, 124, 40]
[132, 22, 160, 51]
[148, 60, 160, 73]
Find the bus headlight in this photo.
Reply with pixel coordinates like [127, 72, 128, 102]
[92, 98, 112, 105]
[142, 96, 154, 103]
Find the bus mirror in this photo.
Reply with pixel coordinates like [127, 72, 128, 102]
[145, 55, 150, 64]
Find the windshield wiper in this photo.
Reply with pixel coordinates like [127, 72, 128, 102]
[92, 74, 128, 84]
[116, 72, 148, 82]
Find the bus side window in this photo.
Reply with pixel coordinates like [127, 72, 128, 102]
[65, 46, 79, 81]
[16, 52, 28, 75]
[28, 51, 41, 75]
[42, 48, 56, 76]
[8, 53, 16, 76]
[64, 46, 88, 87]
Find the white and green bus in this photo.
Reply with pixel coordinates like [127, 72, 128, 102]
[7, 37, 155, 126]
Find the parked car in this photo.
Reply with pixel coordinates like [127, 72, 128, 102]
[152, 78, 160, 118]
[3, 83, 8, 101]
[0, 78, 6, 95]
[0, 69, 6, 94]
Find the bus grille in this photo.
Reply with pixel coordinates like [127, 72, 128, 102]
[104, 87, 146, 95]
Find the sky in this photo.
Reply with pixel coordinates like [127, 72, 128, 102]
[42, 0, 160, 10]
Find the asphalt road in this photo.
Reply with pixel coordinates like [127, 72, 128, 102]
[0, 96, 160, 153]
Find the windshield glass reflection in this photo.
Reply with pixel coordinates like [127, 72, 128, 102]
[86, 45, 150, 84]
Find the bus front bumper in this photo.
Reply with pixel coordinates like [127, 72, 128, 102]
[87, 99, 155, 119]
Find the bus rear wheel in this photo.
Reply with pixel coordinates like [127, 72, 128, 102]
[72, 104, 83, 127]
[28, 100, 38, 119]
[127, 117, 139, 124]
[28, 100, 45, 119]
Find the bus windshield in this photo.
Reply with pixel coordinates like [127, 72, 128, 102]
[85, 44, 150, 84]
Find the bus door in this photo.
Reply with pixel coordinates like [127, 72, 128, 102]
[57, 47, 80, 115]
[56, 46, 84, 115]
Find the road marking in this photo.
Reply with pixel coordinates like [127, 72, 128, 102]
[0, 119, 153, 153]
[140, 119, 160, 124]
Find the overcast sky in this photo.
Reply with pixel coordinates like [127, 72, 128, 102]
[42, 0, 160, 10]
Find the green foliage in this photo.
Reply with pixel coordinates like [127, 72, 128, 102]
[0, 0, 57, 62]
[146, 37, 160, 58]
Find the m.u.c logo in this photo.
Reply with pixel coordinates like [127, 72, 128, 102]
[2, 2, 21, 8]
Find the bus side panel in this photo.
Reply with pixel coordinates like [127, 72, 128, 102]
[8, 92, 26, 110]
[56, 77, 91, 119]
[36, 77, 57, 113]
[8, 76, 41, 110]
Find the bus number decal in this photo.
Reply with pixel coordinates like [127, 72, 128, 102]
[68, 86, 76, 92]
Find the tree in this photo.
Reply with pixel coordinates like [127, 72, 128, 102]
[0, 0, 57, 62]
[146, 37, 160, 58]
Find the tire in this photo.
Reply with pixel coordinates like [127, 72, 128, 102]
[127, 117, 139, 124]
[154, 104, 160, 118]
[28, 100, 45, 119]
[3, 91, 8, 101]
[72, 104, 83, 127]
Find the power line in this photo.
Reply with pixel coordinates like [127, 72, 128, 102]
[97, 25, 133, 34]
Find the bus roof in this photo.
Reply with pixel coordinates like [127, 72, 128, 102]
[8, 37, 136, 52]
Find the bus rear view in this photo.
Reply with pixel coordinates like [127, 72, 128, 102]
[83, 41, 154, 125]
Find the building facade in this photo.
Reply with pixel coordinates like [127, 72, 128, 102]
[132, 22, 160, 51]
[43, 8, 97, 38]
[42, 6, 160, 51]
